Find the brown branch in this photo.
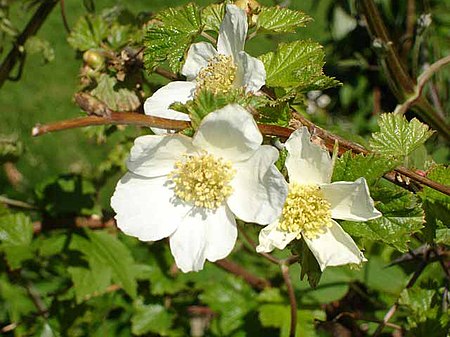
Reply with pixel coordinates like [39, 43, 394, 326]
[0, 0, 60, 88]
[60, 0, 70, 33]
[31, 110, 450, 196]
[214, 259, 270, 290]
[281, 264, 297, 337]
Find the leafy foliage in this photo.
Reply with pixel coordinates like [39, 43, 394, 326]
[332, 151, 399, 186]
[91, 74, 140, 112]
[370, 113, 435, 158]
[342, 186, 424, 252]
[259, 40, 340, 91]
[144, 3, 202, 72]
[256, 6, 312, 33]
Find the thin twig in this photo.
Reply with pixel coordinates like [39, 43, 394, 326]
[395, 55, 450, 115]
[372, 258, 428, 336]
[0, 0, 60, 88]
[60, 0, 70, 33]
[31, 110, 450, 196]
[0, 195, 37, 209]
[215, 259, 270, 290]
[281, 264, 297, 337]
[200, 31, 217, 44]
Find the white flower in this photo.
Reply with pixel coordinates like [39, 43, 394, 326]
[257, 127, 382, 271]
[145, 4, 266, 134]
[111, 104, 287, 272]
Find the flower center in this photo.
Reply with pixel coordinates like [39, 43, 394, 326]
[279, 183, 332, 239]
[169, 153, 235, 209]
[196, 54, 237, 94]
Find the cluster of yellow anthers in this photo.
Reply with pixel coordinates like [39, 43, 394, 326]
[196, 54, 237, 95]
[169, 152, 236, 209]
[279, 183, 333, 239]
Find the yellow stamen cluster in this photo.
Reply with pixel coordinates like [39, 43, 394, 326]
[196, 54, 237, 94]
[279, 183, 332, 239]
[169, 153, 235, 209]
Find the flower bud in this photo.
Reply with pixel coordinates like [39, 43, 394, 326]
[83, 49, 105, 70]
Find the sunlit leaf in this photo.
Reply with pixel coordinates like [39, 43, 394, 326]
[257, 6, 312, 33]
[370, 113, 434, 157]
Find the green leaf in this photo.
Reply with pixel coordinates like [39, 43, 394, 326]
[91, 74, 140, 112]
[25, 36, 55, 63]
[259, 304, 325, 337]
[259, 40, 340, 91]
[419, 165, 450, 206]
[0, 213, 33, 246]
[69, 230, 137, 299]
[436, 228, 450, 245]
[67, 15, 109, 51]
[332, 151, 399, 186]
[291, 239, 322, 288]
[341, 187, 424, 252]
[144, 3, 202, 73]
[257, 6, 312, 33]
[370, 113, 434, 158]
[0, 135, 23, 163]
[67, 262, 112, 303]
[202, 3, 225, 31]
[0, 276, 35, 322]
[131, 302, 174, 336]
[258, 102, 291, 127]
[200, 275, 257, 335]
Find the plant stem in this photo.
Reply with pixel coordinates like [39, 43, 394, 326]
[358, 0, 450, 141]
[281, 264, 297, 337]
[0, 0, 60, 88]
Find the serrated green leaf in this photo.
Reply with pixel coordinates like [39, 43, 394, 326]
[419, 165, 450, 205]
[332, 151, 399, 186]
[0, 276, 35, 322]
[0, 213, 33, 246]
[25, 36, 54, 63]
[70, 230, 137, 299]
[259, 304, 325, 337]
[144, 3, 202, 73]
[200, 275, 257, 335]
[341, 188, 424, 252]
[67, 15, 109, 51]
[370, 113, 434, 158]
[259, 40, 340, 91]
[67, 262, 112, 303]
[257, 6, 312, 33]
[436, 228, 450, 245]
[258, 102, 291, 127]
[91, 74, 140, 112]
[131, 303, 174, 336]
[202, 3, 225, 31]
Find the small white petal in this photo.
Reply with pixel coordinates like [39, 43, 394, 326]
[169, 206, 237, 272]
[192, 104, 262, 161]
[236, 51, 266, 93]
[182, 42, 218, 81]
[144, 81, 195, 135]
[304, 220, 367, 271]
[321, 178, 382, 221]
[217, 4, 247, 58]
[285, 127, 333, 184]
[256, 222, 298, 253]
[111, 173, 191, 241]
[127, 134, 196, 177]
[227, 145, 288, 224]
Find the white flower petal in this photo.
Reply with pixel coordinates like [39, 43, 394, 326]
[285, 127, 333, 184]
[236, 51, 266, 93]
[169, 206, 236, 272]
[256, 222, 298, 253]
[304, 220, 367, 271]
[182, 42, 218, 81]
[111, 173, 191, 241]
[227, 145, 288, 224]
[192, 104, 262, 161]
[127, 134, 196, 177]
[205, 206, 238, 262]
[144, 81, 195, 135]
[321, 178, 382, 221]
[217, 4, 247, 58]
